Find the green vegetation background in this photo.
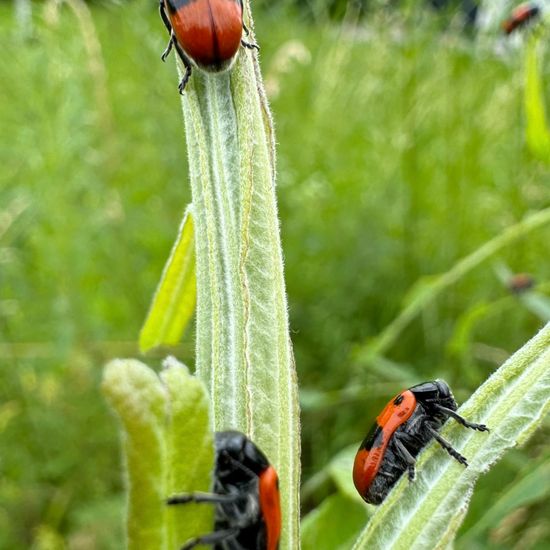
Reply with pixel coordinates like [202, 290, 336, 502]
[1, 0, 549, 548]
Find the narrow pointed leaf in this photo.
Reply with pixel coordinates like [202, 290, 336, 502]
[139, 207, 196, 353]
[356, 207, 550, 364]
[458, 456, 550, 546]
[174, 5, 301, 546]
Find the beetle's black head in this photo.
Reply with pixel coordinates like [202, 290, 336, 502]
[410, 379, 457, 412]
[215, 430, 270, 485]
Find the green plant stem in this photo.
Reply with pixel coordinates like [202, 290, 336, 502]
[176, 17, 300, 548]
[356, 206, 550, 364]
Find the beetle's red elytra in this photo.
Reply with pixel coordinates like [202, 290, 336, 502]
[167, 430, 281, 550]
[159, 0, 258, 93]
[353, 380, 488, 505]
[502, 2, 541, 35]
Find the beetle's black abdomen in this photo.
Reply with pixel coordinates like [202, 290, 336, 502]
[364, 403, 446, 504]
[212, 431, 270, 550]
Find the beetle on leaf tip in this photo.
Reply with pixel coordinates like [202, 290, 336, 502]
[159, 0, 259, 93]
[502, 2, 541, 35]
[353, 380, 488, 505]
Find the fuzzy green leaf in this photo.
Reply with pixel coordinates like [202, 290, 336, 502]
[161, 357, 214, 549]
[457, 455, 550, 546]
[102, 358, 214, 550]
[102, 359, 168, 550]
[352, 323, 550, 550]
[175, 6, 300, 547]
[139, 207, 196, 353]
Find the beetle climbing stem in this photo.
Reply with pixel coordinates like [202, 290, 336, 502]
[353, 380, 488, 505]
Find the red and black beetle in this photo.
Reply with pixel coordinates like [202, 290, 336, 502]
[159, 0, 259, 93]
[502, 3, 541, 35]
[353, 380, 488, 505]
[168, 430, 281, 550]
[507, 273, 535, 294]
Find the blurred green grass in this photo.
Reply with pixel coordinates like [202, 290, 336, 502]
[1, 1, 549, 548]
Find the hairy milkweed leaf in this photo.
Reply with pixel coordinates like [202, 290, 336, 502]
[139, 207, 196, 353]
[161, 357, 214, 549]
[102, 359, 169, 549]
[352, 323, 550, 550]
[174, 3, 301, 545]
[457, 454, 550, 546]
[102, 358, 214, 550]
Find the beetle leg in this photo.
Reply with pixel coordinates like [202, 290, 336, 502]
[238, 0, 249, 35]
[178, 67, 193, 94]
[167, 491, 240, 505]
[170, 40, 193, 93]
[161, 35, 174, 62]
[180, 528, 240, 550]
[425, 424, 468, 467]
[434, 404, 489, 432]
[158, 0, 173, 34]
[158, 0, 179, 69]
[392, 435, 416, 481]
[241, 38, 260, 51]
[236, 0, 259, 50]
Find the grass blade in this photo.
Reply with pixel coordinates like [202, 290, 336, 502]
[524, 33, 550, 162]
[457, 456, 550, 546]
[355, 207, 550, 364]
